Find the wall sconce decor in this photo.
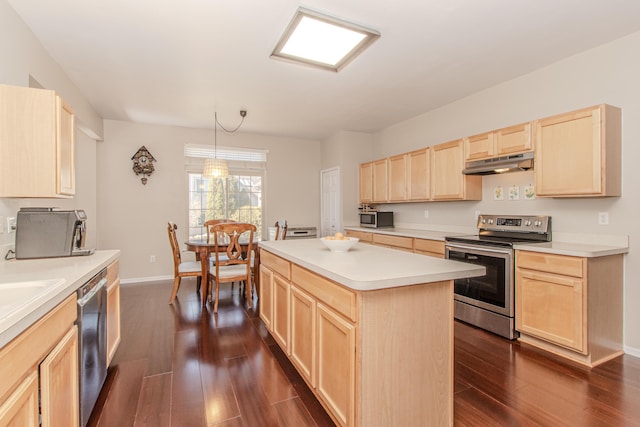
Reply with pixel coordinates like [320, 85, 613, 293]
[131, 146, 156, 185]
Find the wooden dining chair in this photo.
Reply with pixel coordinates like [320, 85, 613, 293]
[204, 219, 237, 242]
[208, 222, 256, 313]
[167, 222, 203, 304]
[274, 220, 288, 240]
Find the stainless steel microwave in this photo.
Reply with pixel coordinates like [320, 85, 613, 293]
[359, 211, 394, 228]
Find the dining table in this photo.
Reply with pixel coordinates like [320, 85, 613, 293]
[185, 237, 261, 307]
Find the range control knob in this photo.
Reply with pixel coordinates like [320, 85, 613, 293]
[525, 220, 532, 226]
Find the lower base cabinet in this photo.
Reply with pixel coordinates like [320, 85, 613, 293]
[0, 294, 79, 427]
[260, 249, 453, 427]
[516, 250, 623, 366]
[106, 260, 121, 366]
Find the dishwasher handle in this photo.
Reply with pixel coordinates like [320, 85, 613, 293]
[77, 277, 107, 307]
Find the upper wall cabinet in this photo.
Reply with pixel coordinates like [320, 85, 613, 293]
[388, 153, 407, 202]
[534, 105, 621, 198]
[465, 122, 532, 161]
[432, 140, 482, 201]
[407, 148, 430, 201]
[359, 162, 373, 204]
[372, 158, 388, 203]
[0, 84, 75, 198]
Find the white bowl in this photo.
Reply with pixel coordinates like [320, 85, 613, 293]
[320, 237, 359, 252]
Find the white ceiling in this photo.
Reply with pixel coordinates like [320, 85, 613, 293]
[8, 0, 640, 140]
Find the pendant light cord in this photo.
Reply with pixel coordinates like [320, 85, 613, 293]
[215, 111, 247, 134]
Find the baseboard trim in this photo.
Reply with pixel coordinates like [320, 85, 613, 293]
[120, 275, 173, 285]
[624, 345, 640, 359]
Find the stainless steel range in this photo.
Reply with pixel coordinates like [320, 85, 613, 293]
[445, 214, 551, 339]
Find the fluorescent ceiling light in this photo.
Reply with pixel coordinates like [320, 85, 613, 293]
[271, 8, 380, 72]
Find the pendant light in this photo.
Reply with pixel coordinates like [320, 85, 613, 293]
[203, 110, 247, 178]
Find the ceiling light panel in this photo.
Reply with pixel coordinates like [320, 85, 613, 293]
[272, 7, 380, 72]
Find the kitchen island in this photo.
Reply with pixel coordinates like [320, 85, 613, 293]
[258, 239, 484, 427]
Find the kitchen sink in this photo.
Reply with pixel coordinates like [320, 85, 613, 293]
[0, 279, 65, 318]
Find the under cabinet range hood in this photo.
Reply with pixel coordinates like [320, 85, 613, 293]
[462, 152, 534, 176]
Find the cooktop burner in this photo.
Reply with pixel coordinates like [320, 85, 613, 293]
[446, 214, 552, 247]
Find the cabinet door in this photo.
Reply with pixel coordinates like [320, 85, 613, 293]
[317, 304, 355, 427]
[290, 286, 316, 387]
[345, 229, 373, 243]
[372, 158, 388, 203]
[465, 132, 495, 161]
[432, 140, 481, 200]
[40, 326, 80, 427]
[516, 269, 586, 353]
[496, 122, 531, 156]
[106, 278, 121, 366]
[407, 148, 430, 201]
[272, 274, 290, 352]
[259, 265, 274, 329]
[358, 162, 373, 203]
[388, 154, 407, 202]
[0, 371, 39, 427]
[413, 238, 445, 258]
[534, 105, 621, 197]
[56, 97, 75, 196]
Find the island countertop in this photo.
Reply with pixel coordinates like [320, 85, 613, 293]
[259, 238, 484, 291]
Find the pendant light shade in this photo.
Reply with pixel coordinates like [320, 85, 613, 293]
[202, 110, 246, 179]
[203, 157, 229, 178]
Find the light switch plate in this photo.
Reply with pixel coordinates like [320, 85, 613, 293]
[7, 217, 16, 233]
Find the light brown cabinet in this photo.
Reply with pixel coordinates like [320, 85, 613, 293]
[358, 162, 373, 203]
[371, 233, 413, 252]
[515, 250, 623, 366]
[407, 148, 430, 201]
[259, 265, 274, 329]
[534, 104, 621, 197]
[261, 247, 454, 426]
[106, 260, 121, 366]
[272, 274, 290, 351]
[413, 238, 445, 258]
[387, 154, 407, 202]
[344, 230, 373, 243]
[0, 84, 75, 198]
[465, 122, 532, 161]
[372, 159, 388, 203]
[431, 139, 482, 200]
[0, 294, 79, 427]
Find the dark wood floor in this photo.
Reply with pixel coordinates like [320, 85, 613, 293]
[88, 278, 640, 427]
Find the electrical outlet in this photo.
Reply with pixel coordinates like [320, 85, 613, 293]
[150, 255, 156, 263]
[424, 210, 429, 219]
[598, 212, 609, 225]
[7, 217, 16, 233]
[474, 211, 480, 220]
[0, 216, 3, 234]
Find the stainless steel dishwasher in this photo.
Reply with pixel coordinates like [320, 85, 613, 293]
[77, 268, 108, 427]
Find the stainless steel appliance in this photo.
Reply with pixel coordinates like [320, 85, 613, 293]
[445, 214, 551, 339]
[359, 211, 394, 228]
[462, 151, 534, 175]
[15, 207, 94, 259]
[77, 268, 108, 427]
[285, 226, 317, 239]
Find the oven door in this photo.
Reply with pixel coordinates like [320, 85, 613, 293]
[445, 242, 513, 317]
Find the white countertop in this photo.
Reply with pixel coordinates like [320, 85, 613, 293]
[344, 226, 467, 241]
[344, 226, 629, 257]
[259, 239, 485, 291]
[0, 250, 120, 348]
[513, 241, 628, 257]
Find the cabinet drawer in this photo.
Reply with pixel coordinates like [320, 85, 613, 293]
[372, 234, 413, 250]
[260, 250, 291, 280]
[345, 230, 373, 243]
[291, 265, 357, 322]
[516, 251, 584, 278]
[413, 238, 444, 256]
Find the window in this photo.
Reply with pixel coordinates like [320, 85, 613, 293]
[185, 144, 267, 240]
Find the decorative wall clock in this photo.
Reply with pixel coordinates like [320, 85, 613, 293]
[131, 146, 156, 185]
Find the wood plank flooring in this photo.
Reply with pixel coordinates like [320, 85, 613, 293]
[88, 278, 640, 426]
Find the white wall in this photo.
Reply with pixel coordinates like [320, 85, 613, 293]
[369, 31, 640, 353]
[321, 131, 374, 227]
[0, 0, 100, 256]
[97, 120, 321, 281]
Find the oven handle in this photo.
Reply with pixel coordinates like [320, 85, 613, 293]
[445, 243, 512, 255]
